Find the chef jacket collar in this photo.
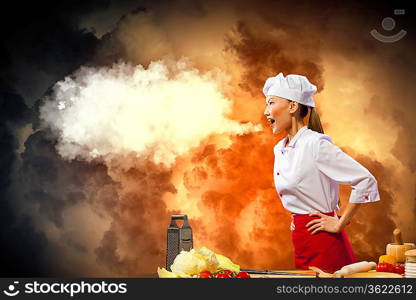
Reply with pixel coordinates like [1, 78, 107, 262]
[283, 125, 308, 148]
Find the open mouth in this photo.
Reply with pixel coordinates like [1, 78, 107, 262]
[267, 118, 276, 128]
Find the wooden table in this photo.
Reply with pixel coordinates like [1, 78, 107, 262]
[141, 269, 317, 278]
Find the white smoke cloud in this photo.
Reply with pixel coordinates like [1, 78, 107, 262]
[40, 59, 261, 167]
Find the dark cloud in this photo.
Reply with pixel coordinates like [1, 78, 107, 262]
[7, 129, 121, 276]
[94, 160, 177, 275]
[225, 21, 325, 97]
[0, 80, 46, 276]
[18, 130, 117, 228]
[0, 0, 105, 107]
[0, 1, 118, 275]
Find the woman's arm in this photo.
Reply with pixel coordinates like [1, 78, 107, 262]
[306, 203, 362, 234]
[290, 215, 295, 231]
[337, 203, 361, 231]
[305, 135, 380, 234]
[312, 135, 380, 204]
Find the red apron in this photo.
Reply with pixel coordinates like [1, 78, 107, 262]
[291, 212, 356, 273]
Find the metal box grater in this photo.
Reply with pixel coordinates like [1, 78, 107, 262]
[166, 214, 193, 271]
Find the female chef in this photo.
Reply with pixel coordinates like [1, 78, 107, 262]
[263, 73, 380, 273]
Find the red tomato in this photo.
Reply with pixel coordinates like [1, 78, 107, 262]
[219, 270, 233, 276]
[198, 270, 212, 278]
[235, 272, 251, 278]
[216, 273, 232, 278]
[376, 263, 394, 273]
[393, 264, 405, 275]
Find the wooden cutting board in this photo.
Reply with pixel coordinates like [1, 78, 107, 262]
[344, 272, 403, 278]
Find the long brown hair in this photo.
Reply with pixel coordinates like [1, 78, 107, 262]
[307, 107, 324, 134]
[297, 102, 324, 134]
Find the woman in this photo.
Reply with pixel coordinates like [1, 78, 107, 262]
[263, 73, 380, 273]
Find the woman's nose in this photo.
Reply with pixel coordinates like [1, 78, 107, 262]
[264, 106, 269, 116]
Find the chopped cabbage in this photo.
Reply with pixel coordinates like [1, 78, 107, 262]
[216, 253, 240, 273]
[170, 249, 208, 278]
[157, 246, 240, 278]
[196, 246, 219, 273]
[157, 267, 180, 278]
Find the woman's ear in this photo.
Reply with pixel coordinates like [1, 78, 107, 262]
[288, 101, 299, 114]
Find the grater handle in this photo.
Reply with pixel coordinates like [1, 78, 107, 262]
[171, 214, 187, 220]
[170, 214, 191, 228]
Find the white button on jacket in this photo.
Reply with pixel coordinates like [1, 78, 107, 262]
[274, 126, 380, 214]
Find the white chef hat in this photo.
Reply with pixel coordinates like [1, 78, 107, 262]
[263, 72, 317, 107]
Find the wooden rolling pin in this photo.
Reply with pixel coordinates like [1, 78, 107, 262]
[386, 228, 415, 263]
[310, 261, 376, 278]
[333, 261, 377, 278]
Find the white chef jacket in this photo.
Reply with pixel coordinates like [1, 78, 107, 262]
[274, 126, 380, 214]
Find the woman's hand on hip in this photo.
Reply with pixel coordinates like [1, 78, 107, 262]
[306, 212, 341, 234]
[290, 215, 295, 231]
